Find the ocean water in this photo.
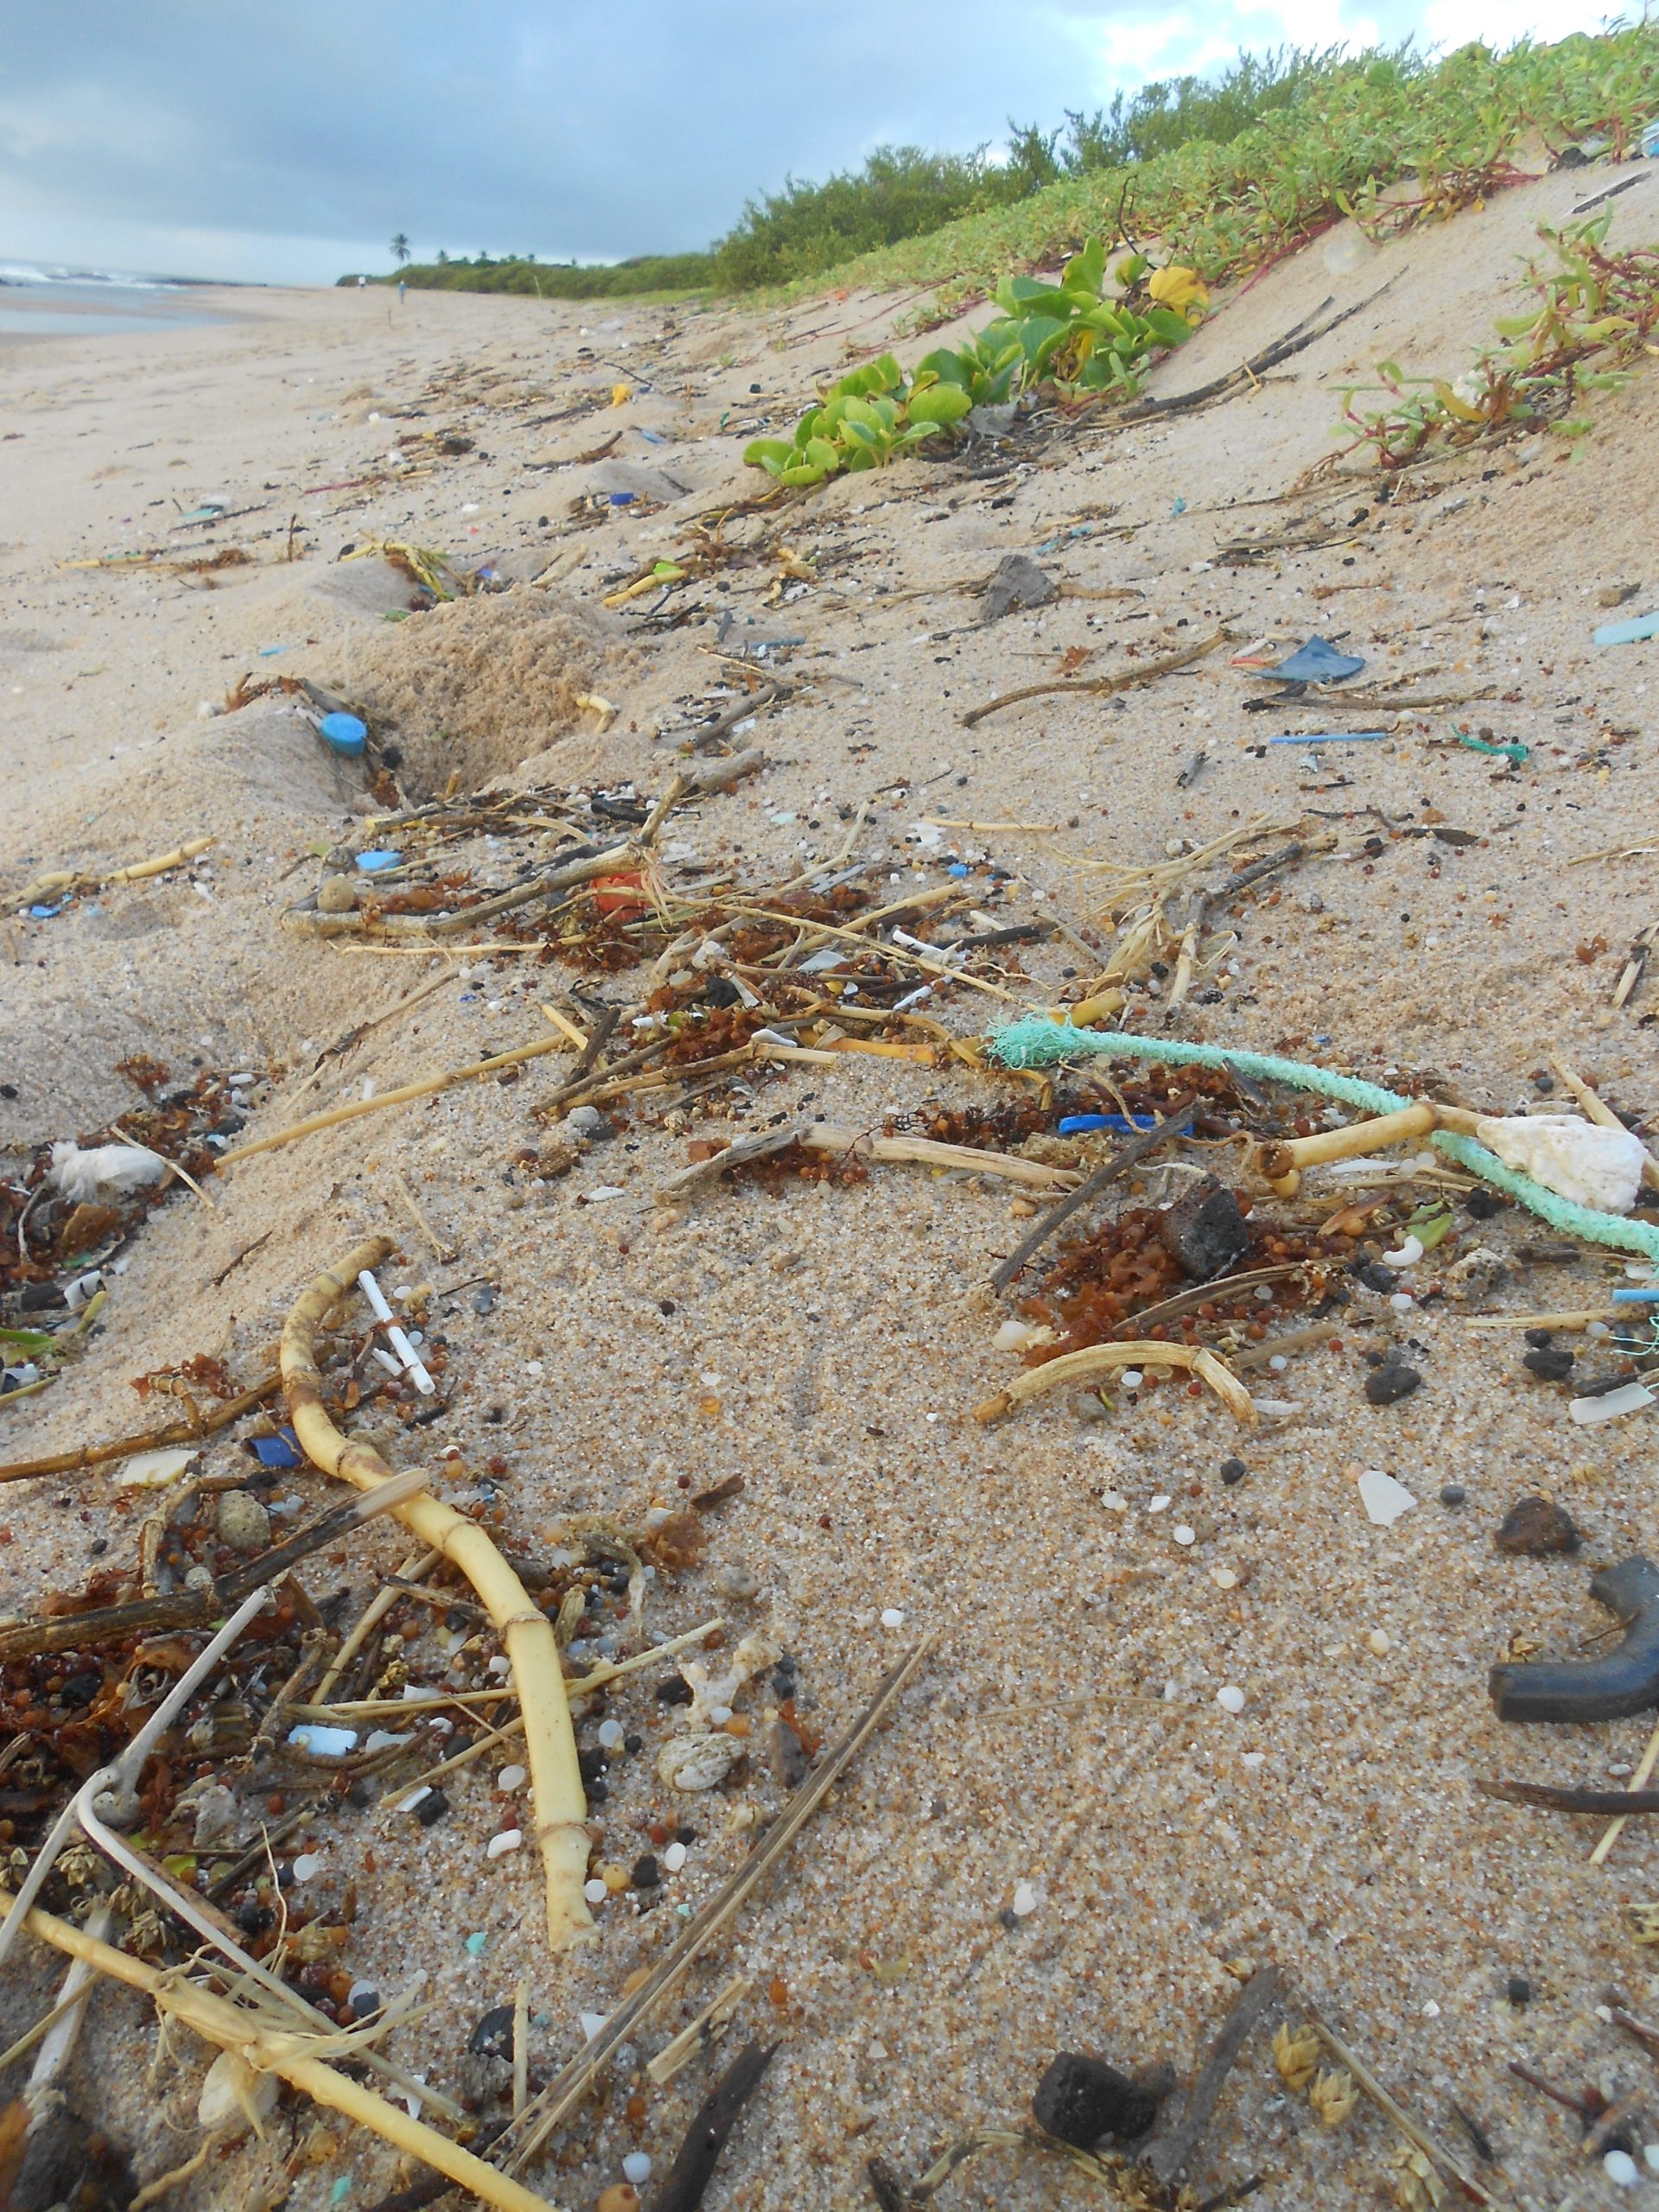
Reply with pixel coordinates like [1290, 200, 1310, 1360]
[0, 261, 232, 337]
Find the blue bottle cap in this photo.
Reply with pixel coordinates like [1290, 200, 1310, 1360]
[318, 711, 367, 756]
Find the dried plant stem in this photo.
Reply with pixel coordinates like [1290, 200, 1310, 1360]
[219, 1033, 575, 1166]
[645, 1976, 752, 2089]
[801, 1124, 1077, 1190]
[988, 1103, 1195, 1293]
[13, 837, 215, 911]
[1147, 1966, 1282, 2181]
[1303, 2002, 1506, 2209]
[314, 1548, 440, 1705]
[0, 1888, 567, 2212]
[961, 628, 1230, 728]
[0, 1371, 282, 1486]
[503, 1631, 936, 2172]
[974, 1340, 1255, 1426]
[1591, 1714, 1659, 1865]
[282, 1238, 591, 1951]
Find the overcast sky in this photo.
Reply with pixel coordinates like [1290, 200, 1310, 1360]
[2, 0, 1602, 285]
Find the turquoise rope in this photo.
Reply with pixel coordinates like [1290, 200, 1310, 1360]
[988, 1018, 1659, 1264]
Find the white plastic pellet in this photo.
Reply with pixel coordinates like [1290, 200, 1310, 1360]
[663, 1841, 688, 1873]
[623, 2153, 653, 2186]
[486, 1830, 522, 1860]
[1173, 1525, 1196, 1547]
[488, 1655, 513, 1676]
[1216, 1686, 1247, 1714]
[1122, 1370, 1144, 1389]
[1605, 2147, 1639, 2187]
[498, 1764, 527, 1791]
[597, 1719, 625, 1750]
[583, 1881, 607, 1906]
[880, 1607, 905, 1627]
[1147, 1494, 1172, 1514]
[292, 1853, 321, 1881]
[1381, 1235, 1424, 1269]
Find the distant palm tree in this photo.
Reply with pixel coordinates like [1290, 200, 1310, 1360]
[391, 232, 411, 264]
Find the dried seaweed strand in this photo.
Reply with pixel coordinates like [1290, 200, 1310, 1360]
[282, 1237, 590, 1951]
[988, 1102, 1196, 1293]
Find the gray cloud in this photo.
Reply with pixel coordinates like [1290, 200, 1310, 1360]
[0, 0, 1479, 282]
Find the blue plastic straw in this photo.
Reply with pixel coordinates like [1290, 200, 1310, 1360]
[1268, 731, 1389, 745]
[1058, 1114, 1157, 1135]
[1594, 610, 1659, 647]
[1611, 1287, 1659, 1303]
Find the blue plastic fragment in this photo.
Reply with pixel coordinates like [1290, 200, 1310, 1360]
[1267, 635, 1365, 684]
[257, 645, 287, 658]
[354, 849, 402, 873]
[1612, 1287, 1659, 1303]
[246, 1427, 302, 1468]
[28, 902, 64, 919]
[318, 711, 367, 757]
[609, 491, 637, 506]
[1058, 1113, 1158, 1134]
[1593, 610, 1659, 647]
[947, 862, 969, 877]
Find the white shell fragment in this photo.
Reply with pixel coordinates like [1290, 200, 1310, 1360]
[1571, 1382, 1655, 1427]
[656, 1732, 744, 1791]
[118, 1447, 195, 1489]
[287, 1723, 359, 1758]
[1475, 1113, 1647, 1215]
[1357, 1469, 1417, 1527]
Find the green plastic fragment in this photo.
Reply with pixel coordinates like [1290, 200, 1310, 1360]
[1457, 731, 1528, 765]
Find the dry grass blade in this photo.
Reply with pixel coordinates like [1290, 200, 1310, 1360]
[974, 1340, 1255, 1426]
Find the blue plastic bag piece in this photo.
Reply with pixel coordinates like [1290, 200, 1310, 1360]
[1058, 1114, 1157, 1135]
[1267, 635, 1365, 683]
[1593, 610, 1659, 647]
[29, 902, 64, 920]
[318, 711, 367, 757]
[247, 1427, 302, 1469]
[355, 849, 402, 873]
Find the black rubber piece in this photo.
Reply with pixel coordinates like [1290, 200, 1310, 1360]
[1490, 1555, 1659, 1722]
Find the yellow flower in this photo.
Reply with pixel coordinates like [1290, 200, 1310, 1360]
[1147, 265, 1210, 320]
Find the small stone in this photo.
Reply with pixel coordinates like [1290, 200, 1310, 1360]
[982, 552, 1059, 621]
[565, 1104, 606, 1135]
[1364, 1363, 1421, 1406]
[416, 1788, 450, 1827]
[1495, 1495, 1581, 1556]
[1523, 1327, 1554, 1349]
[1219, 1459, 1248, 1485]
[1522, 1345, 1576, 1382]
[1367, 1630, 1390, 1656]
[631, 1853, 659, 1889]
[1465, 1187, 1503, 1220]
[1032, 2052, 1162, 2147]
[1011, 1880, 1039, 1916]
[1156, 1175, 1251, 1281]
[1070, 1390, 1109, 1421]
[657, 1732, 744, 1790]
[216, 1488, 271, 1555]
[1506, 1975, 1531, 2005]
[316, 874, 359, 913]
[468, 2004, 515, 2059]
[1440, 1484, 1466, 1507]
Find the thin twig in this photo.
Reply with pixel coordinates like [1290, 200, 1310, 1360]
[989, 1102, 1196, 1293]
[961, 628, 1230, 728]
[1147, 1966, 1282, 2181]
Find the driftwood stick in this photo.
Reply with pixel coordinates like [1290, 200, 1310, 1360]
[961, 629, 1229, 729]
[0, 1373, 283, 1486]
[989, 1102, 1196, 1293]
[646, 2040, 779, 2212]
[1147, 1966, 1282, 2182]
[0, 1467, 427, 1662]
[1479, 1777, 1659, 1816]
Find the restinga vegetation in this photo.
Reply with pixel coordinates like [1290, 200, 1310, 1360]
[346, 27, 1659, 303]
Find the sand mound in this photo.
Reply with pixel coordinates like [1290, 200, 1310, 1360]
[346, 589, 633, 795]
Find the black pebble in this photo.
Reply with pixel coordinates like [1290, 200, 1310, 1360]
[1523, 1327, 1554, 1349]
[1440, 1484, 1467, 1507]
[59, 1670, 101, 1708]
[1465, 1188, 1503, 1220]
[1354, 1262, 1396, 1293]
[577, 1747, 607, 1783]
[624, 1733, 643, 1754]
[468, 2004, 516, 2060]
[656, 1675, 695, 1705]
[1032, 2053, 1161, 2147]
[1219, 1459, 1247, 1485]
[416, 1788, 450, 1827]
[1506, 1975, 1531, 2006]
[1522, 1346, 1575, 1382]
[1365, 1363, 1421, 1405]
[631, 1854, 660, 1890]
[1156, 1175, 1251, 1281]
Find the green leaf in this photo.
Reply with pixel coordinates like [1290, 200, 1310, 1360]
[743, 437, 793, 474]
[1142, 306, 1197, 348]
[1062, 237, 1106, 296]
[0, 1328, 54, 1353]
[907, 384, 972, 425]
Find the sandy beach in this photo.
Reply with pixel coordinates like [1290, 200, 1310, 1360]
[3, 167, 1659, 2212]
